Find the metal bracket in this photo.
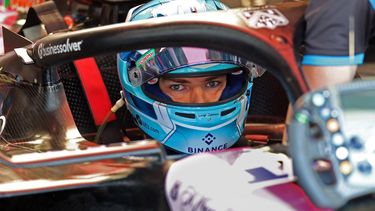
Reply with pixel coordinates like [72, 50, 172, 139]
[14, 48, 35, 64]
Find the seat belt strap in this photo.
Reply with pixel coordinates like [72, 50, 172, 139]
[74, 58, 116, 126]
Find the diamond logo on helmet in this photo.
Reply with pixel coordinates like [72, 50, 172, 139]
[202, 133, 216, 145]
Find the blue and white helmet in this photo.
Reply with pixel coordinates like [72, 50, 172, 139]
[125, 0, 229, 21]
[118, 0, 264, 154]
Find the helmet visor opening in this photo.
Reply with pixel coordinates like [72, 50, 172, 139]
[141, 68, 251, 107]
[124, 47, 264, 87]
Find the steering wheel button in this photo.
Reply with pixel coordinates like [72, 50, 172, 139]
[330, 110, 339, 118]
[327, 118, 340, 133]
[358, 161, 372, 174]
[312, 93, 325, 107]
[336, 147, 349, 160]
[313, 160, 332, 172]
[295, 111, 309, 124]
[322, 90, 330, 97]
[320, 108, 331, 119]
[339, 161, 353, 175]
[349, 136, 363, 150]
[332, 133, 345, 146]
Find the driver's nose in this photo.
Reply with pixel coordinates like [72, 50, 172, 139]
[190, 87, 207, 103]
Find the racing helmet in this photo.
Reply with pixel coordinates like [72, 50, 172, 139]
[118, 0, 264, 154]
[125, 0, 229, 21]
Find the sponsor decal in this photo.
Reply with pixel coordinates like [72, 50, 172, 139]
[136, 115, 160, 134]
[169, 181, 214, 211]
[242, 8, 289, 29]
[188, 143, 228, 153]
[246, 167, 288, 183]
[198, 113, 219, 118]
[202, 133, 215, 145]
[37, 38, 83, 59]
[136, 49, 156, 68]
[170, 180, 181, 201]
[198, 113, 219, 121]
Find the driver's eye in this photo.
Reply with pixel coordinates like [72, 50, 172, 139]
[170, 84, 185, 91]
[206, 81, 220, 88]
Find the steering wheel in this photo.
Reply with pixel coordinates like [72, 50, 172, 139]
[289, 80, 375, 209]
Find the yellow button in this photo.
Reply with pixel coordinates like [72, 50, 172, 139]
[339, 161, 353, 175]
[327, 118, 340, 133]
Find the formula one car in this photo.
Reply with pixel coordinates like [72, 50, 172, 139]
[0, 0, 373, 210]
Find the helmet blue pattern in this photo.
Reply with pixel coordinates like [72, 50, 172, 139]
[126, 0, 228, 21]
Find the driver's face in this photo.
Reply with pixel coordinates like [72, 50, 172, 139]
[159, 75, 227, 103]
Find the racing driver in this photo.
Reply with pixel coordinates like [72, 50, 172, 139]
[117, 0, 265, 154]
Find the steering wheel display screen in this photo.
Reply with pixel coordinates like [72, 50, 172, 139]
[340, 89, 375, 185]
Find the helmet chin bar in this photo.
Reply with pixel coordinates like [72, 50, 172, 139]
[124, 80, 252, 154]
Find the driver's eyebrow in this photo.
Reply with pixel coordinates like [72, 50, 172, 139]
[163, 78, 191, 83]
[163, 76, 225, 84]
[204, 75, 226, 81]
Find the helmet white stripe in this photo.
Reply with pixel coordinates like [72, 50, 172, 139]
[153, 102, 176, 132]
[127, 101, 175, 134]
[174, 116, 237, 131]
[236, 96, 248, 132]
[152, 103, 177, 144]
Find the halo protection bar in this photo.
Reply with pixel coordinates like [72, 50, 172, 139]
[19, 8, 307, 102]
